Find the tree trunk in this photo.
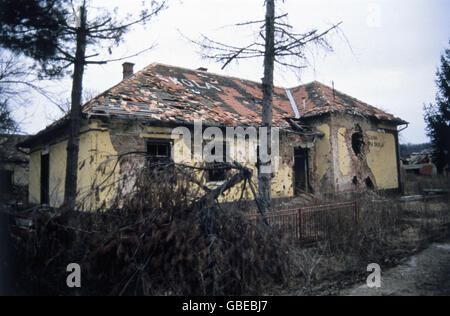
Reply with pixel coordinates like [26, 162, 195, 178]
[259, 0, 275, 209]
[64, 5, 87, 208]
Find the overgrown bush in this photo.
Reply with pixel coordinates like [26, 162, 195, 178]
[9, 165, 291, 296]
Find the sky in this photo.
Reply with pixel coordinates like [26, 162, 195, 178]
[13, 0, 450, 144]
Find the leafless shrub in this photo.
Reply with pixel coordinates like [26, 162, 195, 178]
[9, 162, 291, 296]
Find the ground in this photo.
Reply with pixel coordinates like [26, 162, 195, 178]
[340, 241, 450, 296]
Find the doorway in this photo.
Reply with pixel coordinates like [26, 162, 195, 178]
[40, 153, 50, 205]
[294, 148, 309, 194]
[0, 170, 13, 200]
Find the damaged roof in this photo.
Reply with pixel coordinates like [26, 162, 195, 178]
[19, 63, 407, 148]
[289, 81, 407, 124]
[84, 63, 294, 127]
[84, 63, 407, 127]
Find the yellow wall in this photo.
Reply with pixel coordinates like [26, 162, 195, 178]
[333, 121, 399, 191]
[28, 151, 41, 204]
[139, 126, 294, 202]
[313, 124, 333, 187]
[366, 131, 399, 190]
[49, 140, 67, 206]
[28, 122, 119, 209]
[28, 118, 399, 208]
[337, 127, 350, 177]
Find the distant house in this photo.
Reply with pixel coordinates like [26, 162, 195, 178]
[18, 63, 408, 209]
[0, 134, 29, 201]
[401, 149, 438, 176]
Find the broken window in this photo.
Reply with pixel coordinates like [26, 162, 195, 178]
[351, 125, 364, 156]
[207, 142, 228, 182]
[147, 140, 172, 168]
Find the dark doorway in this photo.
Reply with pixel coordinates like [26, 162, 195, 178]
[40, 153, 50, 205]
[0, 170, 13, 200]
[294, 148, 309, 194]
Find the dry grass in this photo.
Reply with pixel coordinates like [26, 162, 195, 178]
[6, 167, 450, 296]
[273, 192, 450, 295]
[402, 173, 450, 196]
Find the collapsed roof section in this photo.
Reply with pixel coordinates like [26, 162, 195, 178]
[289, 81, 408, 125]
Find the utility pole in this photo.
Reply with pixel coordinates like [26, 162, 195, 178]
[64, 4, 87, 208]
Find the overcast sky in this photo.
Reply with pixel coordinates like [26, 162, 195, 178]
[14, 0, 450, 144]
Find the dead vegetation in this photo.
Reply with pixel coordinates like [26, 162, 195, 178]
[4, 163, 450, 296]
[402, 172, 450, 196]
[273, 187, 450, 296]
[7, 162, 292, 296]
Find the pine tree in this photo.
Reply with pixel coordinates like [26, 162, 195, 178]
[424, 41, 450, 173]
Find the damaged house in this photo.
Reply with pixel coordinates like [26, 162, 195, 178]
[18, 63, 408, 209]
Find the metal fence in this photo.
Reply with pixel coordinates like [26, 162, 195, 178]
[245, 201, 359, 244]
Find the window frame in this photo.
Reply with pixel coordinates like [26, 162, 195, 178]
[206, 141, 229, 184]
[146, 139, 173, 165]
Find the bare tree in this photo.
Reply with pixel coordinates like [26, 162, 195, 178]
[191, 0, 342, 210]
[0, 51, 41, 133]
[60, 1, 167, 208]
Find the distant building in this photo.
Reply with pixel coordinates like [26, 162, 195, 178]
[401, 148, 438, 176]
[0, 134, 29, 201]
[18, 63, 408, 209]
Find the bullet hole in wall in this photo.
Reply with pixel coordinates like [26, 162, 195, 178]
[352, 176, 358, 185]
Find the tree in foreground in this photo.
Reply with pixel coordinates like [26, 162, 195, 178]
[424, 41, 450, 174]
[0, 100, 17, 134]
[192, 0, 342, 209]
[0, 0, 167, 207]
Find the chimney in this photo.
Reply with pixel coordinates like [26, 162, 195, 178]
[332, 80, 336, 100]
[122, 62, 135, 80]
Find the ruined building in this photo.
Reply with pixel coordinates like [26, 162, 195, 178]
[18, 63, 408, 209]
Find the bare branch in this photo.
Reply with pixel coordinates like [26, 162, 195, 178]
[85, 45, 156, 65]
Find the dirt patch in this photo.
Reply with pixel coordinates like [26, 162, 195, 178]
[340, 241, 450, 296]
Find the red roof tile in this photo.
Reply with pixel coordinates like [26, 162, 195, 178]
[20, 63, 407, 148]
[289, 81, 407, 124]
[84, 63, 406, 127]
